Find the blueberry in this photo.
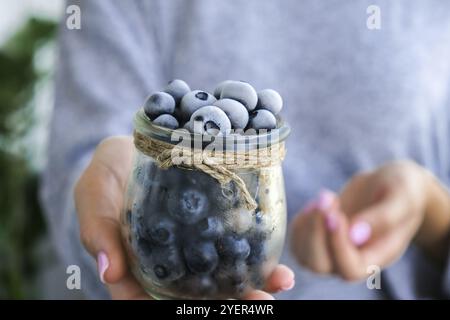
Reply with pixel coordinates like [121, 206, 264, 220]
[142, 245, 185, 282]
[216, 234, 251, 262]
[213, 80, 233, 99]
[164, 79, 191, 104]
[136, 237, 154, 259]
[182, 121, 192, 132]
[256, 89, 283, 115]
[218, 262, 247, 283]
[254, 211, 263, 225]
[213, 262, 248, 297]
[152, 114, 179, 129]
[141, 182, 170, 214]
[145, 217, 177, 246]
[246, 232, 267, 266]
[144, 92, 176, 119]
[183, 241, 219, 274]
[180, 90, 216, 119]
[197, 217, 224, 239]
[167, 187, 209, 224]
[220, 81, 258, 111]
[135, 214, 149, 239]
[209, 181, 240, 211]
[190, 105, 231, 135]
[247, 109, 277, 130]
[158, 166, 185, 189]
[213, 99, 249, 129]
[176, 275, 218, 298]
[228, 208, 253, 234]
[251, 276, 265, 291]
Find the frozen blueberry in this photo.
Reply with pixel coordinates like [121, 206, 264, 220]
[213, 80, 234, 99]
[180, 90, 216, 119]
[216, 234, 251, 262]
[145, 217, 177, 246]
[213, 99, 249, 129]
[197, 217, 224, 239]
[136, 237, 154, 259]
[214, 261, 248, 297]
[182, 121, 192, 132]
[168, 187, 209, 224]
[164, 79, 191, 104]
[140, 183, 169, 215]
[246, 232, 267, 266]
[183, 241, 219, 274]
[144, 245, 185, 282]
[176, 275, 218, 298]
[209, 181, 240, 211]
[144, 92, 176, 119]
[220, 81, 258, 111]
[152, 114, 179, 129]
[254, 211, 263, 225]
[247, 109, 277, 130]
[134, 213, 151, 239]
[250, 272, 265, 289]
[256, 89, 283, 115]
[190, 105, 231, 135]
[227, 209, 253, 234]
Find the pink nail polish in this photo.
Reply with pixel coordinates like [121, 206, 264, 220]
[325, 211, 339, 231]
[317, 189, 335, 212]
[349, 222, 371, 246]
[281, 280, 295, 291]
[97, 251, 109, 284]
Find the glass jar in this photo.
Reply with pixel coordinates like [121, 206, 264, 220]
[121, 109, 290, 299]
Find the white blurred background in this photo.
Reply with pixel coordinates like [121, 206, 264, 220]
[0, 0, 62, 44]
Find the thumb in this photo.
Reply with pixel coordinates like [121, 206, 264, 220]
[74, 160, 129, 285]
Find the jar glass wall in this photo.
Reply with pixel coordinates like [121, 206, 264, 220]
[121, 110, 290, 299]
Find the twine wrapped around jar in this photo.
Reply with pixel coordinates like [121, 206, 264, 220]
[133, 130, 286, 211]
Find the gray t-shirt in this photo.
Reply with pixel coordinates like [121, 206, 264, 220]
[41, 0, 450, 299]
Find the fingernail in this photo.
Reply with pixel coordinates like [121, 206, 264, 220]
[349, 221, 371, 246]
[281, 279, 295, 291]
[97, 251, 109, 284]
[317, 189, 335, 212]
[326, 211, 339, 231]
[302, 200, 318, 214]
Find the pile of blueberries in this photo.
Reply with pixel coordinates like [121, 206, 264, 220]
[143, 79, 283, 135]
[129, 165, 269, 299]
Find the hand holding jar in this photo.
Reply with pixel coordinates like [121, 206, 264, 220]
[74, 80, 295, 299]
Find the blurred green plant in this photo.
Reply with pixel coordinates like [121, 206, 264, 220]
[0, 17, 56, 299]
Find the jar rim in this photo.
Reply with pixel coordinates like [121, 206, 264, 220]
[134, 109, 290, 150]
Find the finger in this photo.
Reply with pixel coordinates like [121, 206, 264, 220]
[348, 190, 405, 247]
[107, 272, 151, 300]
[325, 210, 366, 281]
[290, 210, 333, 273]
[75, 162, 128, 284]
[359, 228, 411, 268]
[263, 264, 295, 293]
[338, 172, 373, 214]
[314, 189, 339, 213]
[242, 290, 275, 300]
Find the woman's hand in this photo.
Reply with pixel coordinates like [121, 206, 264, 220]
[74, 136, 294, 299]
[291, 160, 445, 281]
